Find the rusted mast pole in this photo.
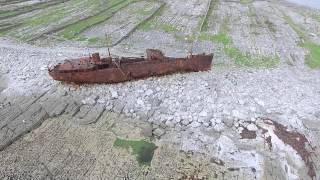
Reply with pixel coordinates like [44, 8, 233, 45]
[185, 36, 194, 58]
[105, 34, 112, 60]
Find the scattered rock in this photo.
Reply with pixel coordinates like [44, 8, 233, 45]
[222, 118, 234, 127]
[213, 123, 225, 131]
[145, 89, 153, 96]
[247, 124, 258, 131]
[165, 120, 175, 128]
[181, 119, 190, 126]
[81, 95, 98, 105]
[199, 110, 208, 117]
[110, 89, 118, 99]
[190, 121, 201, 128]
[232, 109, 247, 120]
[153, 128, 165, 137]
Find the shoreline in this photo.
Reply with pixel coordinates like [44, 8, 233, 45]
[284, 0, 320, 10]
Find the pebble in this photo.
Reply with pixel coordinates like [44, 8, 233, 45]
[165, 120, 175, 127]
[190, 121, 201, 128]
[145, 89, 153, 96]
[110, 90, 118, 99]
[181, 119, 190, 126]
[247, 124, 258, 131]
[199, 110, 208, 117]
[81, 96, 97, 105]
[214, 123, 225, 131]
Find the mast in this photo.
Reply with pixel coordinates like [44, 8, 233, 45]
[105, 34, 112, 59]
[185, 36, 194, 58]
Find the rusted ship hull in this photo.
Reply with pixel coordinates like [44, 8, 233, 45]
[49, 49, 213, 84]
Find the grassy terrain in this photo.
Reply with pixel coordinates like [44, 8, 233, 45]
[138, 4, 169, 32]
[201, 0, 219, 32]
[283, 12, 320, 68]
[0, 0, 126, 41]
[159, 23, 180, 33]
[113, 138, 157, 166]
[0, 11, 18, 19]
[200, 16, 279, 68]
[199, 32, 279, 67]
[60, 0, 162, 46]
[303, 42, 320, 68]
[58, 0, 133, 40]
[0, 0, 67, 19]
[240, 0, 254, 4]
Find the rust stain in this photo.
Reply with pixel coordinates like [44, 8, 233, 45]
[261, 117, 316, 179]
[49, 49, 213, 84]
[240, 127, 257, 139]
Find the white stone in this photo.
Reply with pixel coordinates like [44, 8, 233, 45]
[249, 106, 256, 112]
[234, 122, 239, 127]
[222, 109, 229, 115]
[190, 121, 201, 128]
[255, 98, 265, 106]
[97, 99, 106, 104]
[166, 115, 174, 121]
[247, 124, 258, 131]
[136, 99, 144, 106]
[214, 123, 225, 131]
[216, 135, 238, 153]
[266, 109, 272, 113]
[105, 104, 113, 111]
[81, 96, 97, 105]
[110, 89, 118, 99]
[238, 126, 244, 133]
[232, 109, 247, 119]
[309, 33, 316, 37]
[203, 122, 210, 127]
[145, 89, 153, 96]
[216, 118, 222, 124]
[153, 128, 165, 137]
[181, 119, 190, 126]
[199, 110, 208, 117]
[40, 66, 47, 71]
[165, 120, 175, 127]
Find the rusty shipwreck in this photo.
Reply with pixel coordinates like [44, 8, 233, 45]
[48, 49, 213, 84]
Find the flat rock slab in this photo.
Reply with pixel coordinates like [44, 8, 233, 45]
[0, 103, 48, 150]
[76, 105, 105, 125]
[42, 100, 68, 117]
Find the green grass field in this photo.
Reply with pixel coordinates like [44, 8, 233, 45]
[283, 12, 320, 69]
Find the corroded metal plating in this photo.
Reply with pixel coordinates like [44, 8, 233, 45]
[48, 49, 213, 84]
